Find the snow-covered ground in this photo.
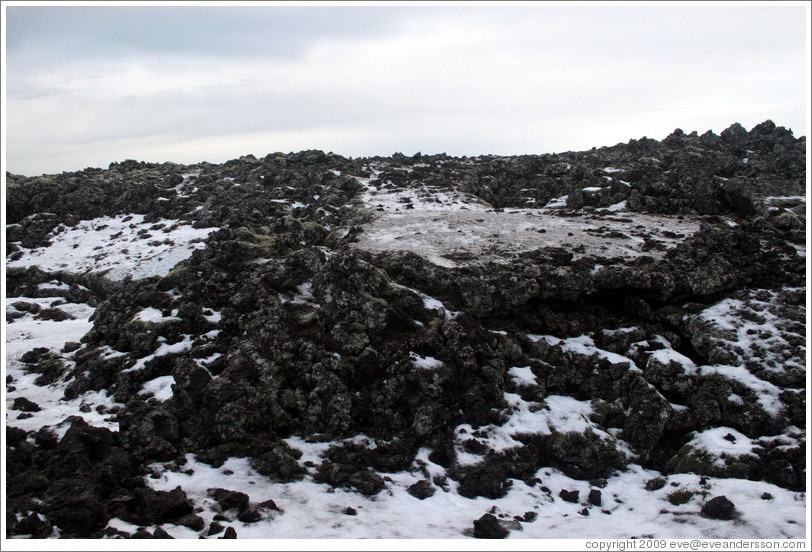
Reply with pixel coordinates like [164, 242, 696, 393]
[138, 450, 806, 540]
[7, 214, 215, 280]
[4, 198, 808, 542]
[5, 302, 807, 539]
[5, 296, 122, 438]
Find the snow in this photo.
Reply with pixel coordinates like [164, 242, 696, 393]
[134, 307, 181, 324]
[7, 214, 216, 280]
[692, 289, 805, 376]
[647, 347, 697, 375]
[390, 282, 460, 320]
[602, 167, 623, 173]
[139, 375, 176, 402]
[202, 308, 222, 324]
[544, 334, 640, 372]
[508, 366, 537, 387]
[453, 393, 632, 467]
[135, 447, 805, 539]
[122, 334, 194, 373]
[291, 281, 316, 305]
[600, 200, 627, 212]
[5, 298, 122, 438]
[410, 352, 444, 370]
[698, 365, 784, 418]
[545, 195, 569, 208]
[37, 280, 70, 291]
[684, 427, 758, 467]
[6, 297, 95, 359]
[353, 207, 700, 268]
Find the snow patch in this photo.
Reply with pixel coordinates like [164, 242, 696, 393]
[7, 214, 216, 280]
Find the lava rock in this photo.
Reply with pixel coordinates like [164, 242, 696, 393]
[176, 513, 206, 531]
[701, 496, 737, 520]
[219, 526, 238, 539]
[473, 513, 509, 539]
[207, 522, 225, 535]
[559, 489, 580, 503]
[645, 477, 667, 491]
[208, 488, 250, 512]
[12, 397, 41, 412]
[237, 507, 262, 523]
[407, 479, 436, 500]
[588, 489, 602, 507]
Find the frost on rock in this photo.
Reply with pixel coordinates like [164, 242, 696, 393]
[686, 288, 805, 385]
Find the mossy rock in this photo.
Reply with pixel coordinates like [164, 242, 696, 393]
[665, 444, 757, 480]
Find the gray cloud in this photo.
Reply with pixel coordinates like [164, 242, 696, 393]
[4, 4, 808, 175]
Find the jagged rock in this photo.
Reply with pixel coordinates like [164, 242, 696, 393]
[219, 526, 238, 539]
[208, 488, 250, 512]
[645, 477, 667, 491]
[700, 496, 737, 520]
[176, 513, 205, 531]
[152, 527, 174, 539]
[12, 397, 41, 412]
[207, 522, 225, 536]
[130, 486, 194, 525]
[5, 124, 805, 539]
[588, 489, 602, 506]
[407, 480, 436, 500]
[472, 513, 509, 539]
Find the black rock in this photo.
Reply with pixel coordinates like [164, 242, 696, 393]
[473, 513, 509, 539]
[237, 507, 262, 523]
[6, 426, 28, 446]
[207, 522, 225, 535]
[407, 479, 435, 500]
[347, 470, 386, 496]
[258, 498, 281, 511]
[588, 489, 602, 507]
[220, 526, 238, 539]
[132, 486, 194, 524]
[559, 489, 580, 503]
[131, 528, 154, 539]
[208, 487, 250, 511]
[42, 478, 109, 536]
[12, 397, 41, 412]
[645, 477, 667, 491]
[343, 507, 357, 516]
[62, 341, 82, 353]
[176, 513, 206, 531]
[152, 527, 174, 539]
[701, 496, 737, 520]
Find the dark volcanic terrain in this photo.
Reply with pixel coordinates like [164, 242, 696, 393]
[5, 120, 807, 539]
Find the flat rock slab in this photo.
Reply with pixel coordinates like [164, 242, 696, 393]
[353, 208, 702, 267]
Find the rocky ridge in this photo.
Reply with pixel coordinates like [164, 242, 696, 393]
[5, 120, 807, 539]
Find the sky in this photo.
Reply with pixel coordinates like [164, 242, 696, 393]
[2, 1, 810, 176]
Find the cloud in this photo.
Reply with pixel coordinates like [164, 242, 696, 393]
[4, 4, 808, 175]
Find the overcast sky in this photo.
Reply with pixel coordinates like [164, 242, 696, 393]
[3, 2, 809, 176]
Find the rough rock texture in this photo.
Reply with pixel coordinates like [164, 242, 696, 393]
[5, 121, 806, 538]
